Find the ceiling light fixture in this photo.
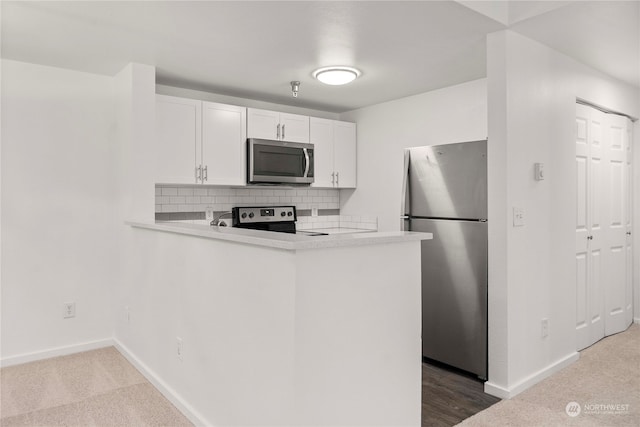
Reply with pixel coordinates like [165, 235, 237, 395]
[313, 66, 361, 85]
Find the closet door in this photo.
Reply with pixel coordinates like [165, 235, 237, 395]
[624, 119, 634, 326]
[604, 114, 629, 335]
[576, 104, 634, 351]
[575, 104, 605, 350]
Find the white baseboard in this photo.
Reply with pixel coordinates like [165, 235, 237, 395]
[113, 339, 209, 427]
[634, 317, 640, 324]
[484, 351, 580, 399]
[0, 338, 114, 368]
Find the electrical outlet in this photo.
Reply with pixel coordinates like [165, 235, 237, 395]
[513, 207, 525, 227]
[176, 337, 183, 361]
[63, 302, 76, 319]
[205, 207, 214, 221]
[311, 207, 318, 217]
[541, 318, 549, 338]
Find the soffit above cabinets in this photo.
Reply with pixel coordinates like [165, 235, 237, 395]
[2, 1, 638, 113]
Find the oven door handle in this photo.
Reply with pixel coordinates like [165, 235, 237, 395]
[303, 148, 310, 178]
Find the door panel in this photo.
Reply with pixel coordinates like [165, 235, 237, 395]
[604, 114, 629, 335]
[202, 102, 246, 186]
[575, 104, 605, 350]
[309, 117, 335, 188]
[589, 249, 604, 344]
[155, 95, 201, 184]
[625, 119, 633, 325]
[333, 121, 357, 188]
[576, 252, 589, 350]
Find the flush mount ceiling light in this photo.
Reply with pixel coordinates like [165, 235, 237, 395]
[313, 66, 361, 85]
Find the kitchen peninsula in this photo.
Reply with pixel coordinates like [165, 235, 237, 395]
[123, 220, 431, 426]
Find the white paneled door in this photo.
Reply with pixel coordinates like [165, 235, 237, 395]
[625, 119, 634, 326]
[604, 114, 629, 335]
[575, 103, 633, 351]
[575, 104, 605, 351]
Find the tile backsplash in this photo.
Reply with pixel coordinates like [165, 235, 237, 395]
[155, 185, 378, 231]
[155, 185, 339, 214]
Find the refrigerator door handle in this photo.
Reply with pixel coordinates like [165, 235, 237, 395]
[400, 215, 409, 231]
[400, 149, 410, 219]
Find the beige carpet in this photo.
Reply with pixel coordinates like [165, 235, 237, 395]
[458, 323, 640, 426]
[0, 347, 192, 426]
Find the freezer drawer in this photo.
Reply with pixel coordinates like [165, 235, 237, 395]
[410, 218, 487, 379]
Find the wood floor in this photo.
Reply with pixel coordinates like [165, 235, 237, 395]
[422, 360, 500, 427]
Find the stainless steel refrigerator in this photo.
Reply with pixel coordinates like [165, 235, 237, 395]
[401, 140, 488, 379]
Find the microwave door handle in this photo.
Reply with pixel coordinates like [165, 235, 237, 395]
[303, 148, 310, 177]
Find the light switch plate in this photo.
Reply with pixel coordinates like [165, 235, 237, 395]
[534, 163, 545, 181]
[513, 207, 525, 227]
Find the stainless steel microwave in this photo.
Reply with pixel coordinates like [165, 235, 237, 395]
[247, 138, 314, 185]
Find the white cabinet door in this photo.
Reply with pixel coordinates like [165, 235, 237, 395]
[333, 121, 357, 188]
[247, 108, 309, 143]
[280, 112, 310, 143]
[247, 108, 279, 140]
[310, 117, 335, 188]
[155, 95, 201, 184]
[202, 102, 247, 186]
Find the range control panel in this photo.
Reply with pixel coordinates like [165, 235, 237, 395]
[232, 206, 297, 225]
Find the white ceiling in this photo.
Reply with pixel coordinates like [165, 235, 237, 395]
[2, 1, 638, 113]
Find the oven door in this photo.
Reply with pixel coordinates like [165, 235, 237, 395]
[248, 139, 314, 184]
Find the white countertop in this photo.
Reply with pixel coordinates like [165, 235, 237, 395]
[127, 221, 432, 251]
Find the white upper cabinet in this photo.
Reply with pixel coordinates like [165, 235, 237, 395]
[333, 121, 357, 188]
[310, 118, 335, 188]
[279, 112, 310, 143]
[202, 102, 247, 186]
[155, 94, 247, 185]
[310, 118, 356, 188]
[155, 95, 201, 184]
[247, 108, 309, 143]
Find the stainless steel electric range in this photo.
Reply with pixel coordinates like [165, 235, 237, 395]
[231, 206, 328, 236]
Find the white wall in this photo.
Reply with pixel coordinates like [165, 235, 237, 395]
[0, 60, 116, 361]
[486, 30, 640, 398]
[339, 79, 488, 231]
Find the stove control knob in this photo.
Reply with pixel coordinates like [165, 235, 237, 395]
[281, 211, 286, 217]
[287, 211, 293, 217]
[248, 212, 254, 218]
[241, 213, 247, 219]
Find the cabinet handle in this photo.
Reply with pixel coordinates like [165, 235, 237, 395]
[587, 235, 593, 240]
[336, 172, 339, 187]
[282, 124, 286, 140]
[331, 172, 335, 185]
[277, 123, 281, 140]
[627, 231, 632, 236]
[203, 165, 208, 182]
[195, 165, 202, 183]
